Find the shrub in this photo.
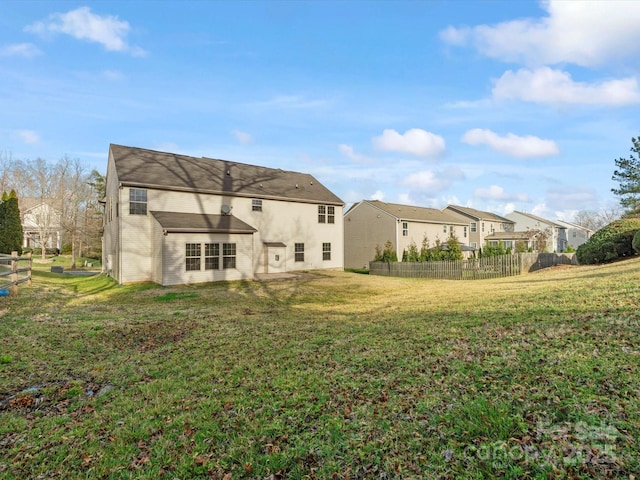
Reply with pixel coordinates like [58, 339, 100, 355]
[633, 230, 640, 254]
[576, 215, 640, 264]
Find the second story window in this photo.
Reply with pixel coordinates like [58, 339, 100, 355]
[252, 199, 262, 212]
[318, 205, 336, 224]
[464, 226, 467, 238]
[129, 188, 147, 215]
[402, 222, 408, 237]
[470, 222, 477, 232]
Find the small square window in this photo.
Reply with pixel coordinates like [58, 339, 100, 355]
[252, 199, 262, 212]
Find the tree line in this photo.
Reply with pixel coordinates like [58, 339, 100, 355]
[0, 152, 105, 267]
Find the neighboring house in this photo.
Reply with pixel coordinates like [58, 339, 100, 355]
[505, 211, 568, 252]
[344, 200, 468, 269]
[443, 205, 515, 251]
[20, 199, 63, 252]
[103, 144, 344, 285]
[483, 230, 540, 252]
[556, 220, 594, 250]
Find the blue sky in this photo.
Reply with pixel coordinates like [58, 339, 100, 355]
[2, 1, 639, 220]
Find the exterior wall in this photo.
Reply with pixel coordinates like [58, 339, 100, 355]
[344, 202, 469, 268]
[505, 212, 566, 252]
[161, 232, 254, 286]
[344, 202, 397, 269]
[558, 222, 591, 249]
[150, 217, 164, 285]
[397, 221, 468, 256]
[103, 166, 343, 284]
[444, 207, 513, 249]
[102, 151, 120, 281]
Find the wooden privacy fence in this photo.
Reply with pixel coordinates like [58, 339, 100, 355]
[0, 251, 32, 295]
[369, 253, 577, 280]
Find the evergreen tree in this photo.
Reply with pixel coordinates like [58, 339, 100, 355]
[5, 190, 22, 254]
[0, 192, 6, 253]
[612, 135, 640, 212]
[0, 190, 23, 254]
[445, 231, 463, 261]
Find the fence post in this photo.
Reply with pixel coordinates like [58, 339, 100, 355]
[10, 251, 17, 296]
[27, 252, 32, 287]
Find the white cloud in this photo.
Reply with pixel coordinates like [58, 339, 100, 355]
[0, 43, 42, 58]
[373, 128, 445, 158]
[440, 0, 640, 67]
[546, 186, 599, 210]
[493, 67, 640, 106]
[231, 130, 254, 145]
[396, 193, 416, 205]
[462, 128, 559, 158]
[402, 168, 463, 193]
[474, 185, 529, 202]
[25, 6, 146, 56]
[15, 129, 40, 145]
[371, 190, 385, 201]
[338, 144, 371, 163]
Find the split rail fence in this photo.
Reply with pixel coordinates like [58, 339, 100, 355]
[0, 251, 32, 295]
[369, 253, 576, 280]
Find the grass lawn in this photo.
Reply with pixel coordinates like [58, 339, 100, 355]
[1, 258, 639, 479]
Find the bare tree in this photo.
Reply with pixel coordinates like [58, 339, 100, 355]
[573, 207, 622, 231]
[23, 158, 66, 260]
[59, 157, 91, 269]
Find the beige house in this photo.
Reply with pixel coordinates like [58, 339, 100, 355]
[103, 144, 344, 285]
[344, 200, 468, 269]
[443, 205, 515, 250]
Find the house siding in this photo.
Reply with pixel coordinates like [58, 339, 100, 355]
[104, 146, 344, 285]
[161, 232, 254, 286]
[505, 212, 567, 252]
[344, 202, 396, 269]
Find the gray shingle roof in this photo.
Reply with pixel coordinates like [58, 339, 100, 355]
[110, 144, 343, 205]
[362, 200, 467, 224]
[445, 205, 514, 223]
[151, 211, 257, 234]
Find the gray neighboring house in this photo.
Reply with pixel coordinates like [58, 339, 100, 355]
[555, 220, 594, 250]
[505, 211, 568, 252]
[103, 144, 344, 285]
[344, 200, 468, 269]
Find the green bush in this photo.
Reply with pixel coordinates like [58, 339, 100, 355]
[633, 230, 640, 254]
[576, 215, 640, 264]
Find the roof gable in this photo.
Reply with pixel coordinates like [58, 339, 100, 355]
[110, 144, 343, 205]
[508, 211, 565, 228]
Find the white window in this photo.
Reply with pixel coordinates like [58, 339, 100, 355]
[402, 222, 408, 237]
[295, 243, 304, 262]
[186, 243, 201, 271]
[222, 243, 236, 269]
[322, 243, 331, 261]
[205, 243, 220, 270]
[252, 199, 262, 212]
[129, 188, 147, 215]
[464, 226, 467, 238]
[470, 222, 477, 232]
